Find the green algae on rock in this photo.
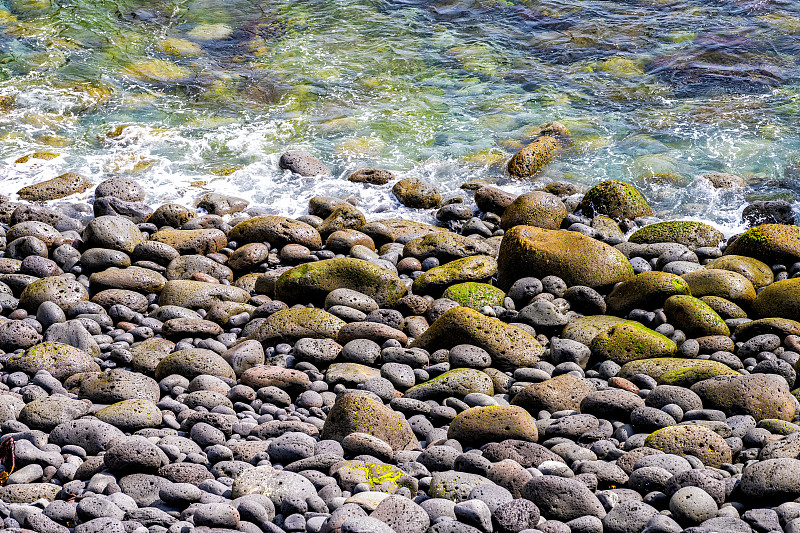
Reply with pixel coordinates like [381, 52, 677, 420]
[403, 232, 495, 262]
[497, 225, 634, 290]
[392, 177, 442, 209]
[154, 348, 236, 381]
[359, 219, 447, 247]
[507, 135, 560, 178]
[724, 224, 800, 265]
[644, 425, 732, 467]
[95, 399, 163, 431]
[606, 271, 692, 316]
[19, 276, 89, 312]
[629, 220, 724, 249]
[619, 357, 740, 387]
[158, 280, 250, 310]
[228, 215, 322, 249]
[499, 191, 567, 230]
[734, 317, 800, 340]
[7, 342, 99, 380]
[412, 255, 497, 297]
[589, 322, 677, 365]
[561, 315, 633, 345]
[664, 295, 730, 337]
[275, 258, 407, 307]
[577, 180, 653, 221]
[753, 278, 800, 322]
[448, 405, 538, 445]
[511, 373, 596, 414]
[404, 368, 494, 401]
[681, 269, 757, 307]
[441, 282, 505, 310]
[705, 255, 774, 289]
[410, 306, 543, 370]
[321, 393, 418, 451]
[245, 307, 345, 346]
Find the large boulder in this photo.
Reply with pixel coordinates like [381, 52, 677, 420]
[521, 475, 606, 521]
[511, 374, 595, 413]
[589, 322, 677, 364]
[497, 226, 634, 290]
[619, 358, 739, 387]
[644, 425, 731, 467]
[392, 177, 442, 209]
[7, 342, 99, 380]
[500, 191, 567, 230]
[84, 215, 145, 253]
[410, 306, 543, 370]
[577, 180, 652, 221]
[228, 215, 322, 249]
[158, 280, 250, 309]
[359, 219, 446, 247]
[664, 295, 730, 337]
[753, 278, 800, 321]
[690, 374, 796, 421]
[155, 348, 236, 380]
[17, 172, 91, 201]
[404, 368, 494, 401]
[20, 277, 89, 312]
[321, 393, 418, 451]
[151, 229, 227, 255]
[724, 224, 800, 265]
[275, 258, 407, 308]
[629, 221, 724, 250]
[681, 269, 756, 307]
[448, 406, 537, 445]
[705, 255, 773, 289]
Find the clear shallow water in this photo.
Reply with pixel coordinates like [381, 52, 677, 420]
[0, 0, 797, 233]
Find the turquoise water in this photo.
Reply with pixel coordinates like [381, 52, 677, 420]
[0, 0, 798, 231]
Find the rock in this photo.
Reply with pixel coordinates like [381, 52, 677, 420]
[743, 200, 796, 226]
[439, 282, 503, 311]
[734, 318, 800, 340]
[577, 180, 653, 221]
[664, 295, 730, 337]
[410, 306, 543, 370]
[404, 368, 494, 401]
[511, 373, 595, 413]
[403, 232, 494, 263]
[222, 340, 265, 376]
[589, 322, 677, 364]
[392, 177, 442, 209]
[412, 256, 497, 296]
[326, 229, 376, 253]
[50, 418, 126, 455]
[448, 405, 538, 445]
[151, 229, 227, 255]
[333, 460, 415, 493]
[580, 389, 645, 421]
[474, 186, 517, 215]
[681, 269, 756, 307]
[90, 266, 167, 293]
[241, 366, 309, 394]
[130, 337, 175, 374]
[507, 136, 560, 178]
[326, 362, 381, 387]
[706, 255, 774, 289]
[276, 258, 407, 307]
[702, 172, 746, 189]
[500, 191, 567, 230]
[619, 358, 739, 387]
[606, 272, 691, 316]
[753, 278, 800, 321]
[231, 465, 317, 505]
[17, 172, 92, 201]
[8, 342, 99, 380]
[279, 150, 332, 176]
[497, 226, 634, 290]
[317, 204, 367, 237]
[158, 280, 250, 309]
[348, 168, 395, 185]
[669, 486, 718, 526]
[95, 177, 146, 202]
[149, 203, 196, 227]
[561, 315, 631, 345]
[246, 307, 345, 345]
[522, 475, 606, 521]
[196, 192, 248, 215]
[371, 495, 430, 533]
[96, 399, 163, 431]
[155, 348, 236, 380]
[19, 395, 90, 430]
[429, 471, 493, 502]
[0, 320, 42, 351]
[83, 215, 145, 253]
[724, 224, 800, 265]
[19, 276, 89, 311]
[644, 425, 732, 467]
[629, 221, 724, 250]
[0, 483, 59, 503]
[93, 197, 153, 223]
[321, 393, 418, 451]
[740, 458, 800, 501]
[690, 374, 796, 421]
[103, 436, 169, 474]
[70, 368, 160, 403]
[228, 215, 322, 249]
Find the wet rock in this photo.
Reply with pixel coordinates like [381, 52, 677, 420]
[17, 172, 92, 201]
[279, 150, 332, 177]
[348, 168, 395, 185]
[95, 177, 146, 202]
[743, 200, 796, 226]
[664, 295, 729, 337]
[507, 136, 560, 178]
[629, 221, 724, 250]
[606, 271, 691, 316]
[84, 215, 145, 253]
[724, 224, 800, 265]
[196, 192, 249, 215]
[705, 255, 773, 289]
[500, 191, 567, 230]
[577, 180, 652, 221]
[151, 228, 227, 255]
[393, 177, 442, 209]
[403, 232, 494, 263]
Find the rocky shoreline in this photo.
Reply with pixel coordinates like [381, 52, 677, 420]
[0, 132, 800, 533]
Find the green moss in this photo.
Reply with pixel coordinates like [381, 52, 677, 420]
[578, 180, 653, 220]
[441, 282, 505, 310]
[629, 220, 724, 249]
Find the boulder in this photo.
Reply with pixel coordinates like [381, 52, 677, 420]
[500, 191, 567, 230]
[511, 374, 595, 413]
[404, 368, 494, 401]
[158, 280, 250, 309]
[17, 172, 91, 201]
[507, 136, 560, 178]
[690, 374, 796, 422]
[83, 215, 145, 253]
[606, 271, 692, 315]
[705, 255, 773, 289]
[664, 295, 730, 337]
[629, 221, 724, 250]
[7, 342, 99, 380]
[440, 282, 505, 310]
[724, 224, 800, 265]
[19, 276, 89, 311]
[619, 358, 739, 386]
[228, 215, 322, 249]
[753, 278, 800, 321]
[448, 406, 538, 445]
[245, 308, 345, 346]
[644, 425, 732, 467]
[412, 256, 497, 297]
[151, 229, 227, 255]
[403, 233, 494, 263]
[321, 393, 418, 451]
[589, 322, 677, 364]
[681, 269, 757, 307]
[577, 180, 652, 221]
[392, 177, 442, 209]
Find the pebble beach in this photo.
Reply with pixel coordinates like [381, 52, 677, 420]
[0, 141, 800, 533]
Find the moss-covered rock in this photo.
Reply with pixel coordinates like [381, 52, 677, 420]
[577, 180, 653, 221]
[629, 221, 724, 250]
[245, 308, 345, 346]
[644, 425, 732, 467]
[392, 177, 442, 209]
[276, 258, 407, 307]
[734, 318, 800, 341]
[412, 256, 497, 297]
[317, 204, 366, 238]
[706, 255, 774, 289]
[700, 296, 747, 320]
[724, 224, 800, 265]
[606, 271, 692, 315]
[158, 280, 250, 309]
[90, 267, 167, 294]
[154, 348, 236, 381]
[664, 295, 730, 337]
[70, 369, 160, 403]
[325, 363, 382, 387]
[321, 393, 418, 451]
[151, 229, 227, 255]
[619, 358, 740, 386]
[360, 218, 447, 247]
[403, 232, 494, 263]
[95, 399, 162, 431]
[497, 226, 634, 290]
[404, 368, 494, 401]
[589, 322, 677, 364]
[228, 215, 322, 249]
[681, 269, 757, 307]
[500, 191, 567, 230]
[753, 278, 800, 321]
[561, 315, 632, 345]
[7, 342, 99, 380]
[510, 373, 595, 413]
[448, 406, 538, 445]
[507, 136, 560, 178]
[441, 282, 506, 310]
[332, 460, 417, 493]
[410, 306, 543, 370]
[691, 374, 796, 422]
[17, 172, 91, 201]
[19, 277, 89, 312]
